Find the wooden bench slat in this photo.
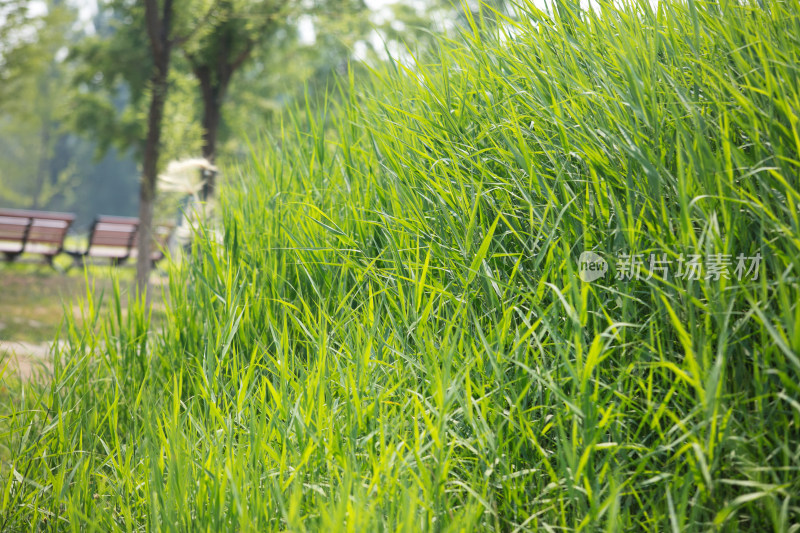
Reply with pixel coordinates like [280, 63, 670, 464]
[95, 215, 139, 225]
[26, 219, 71, 248]
[69, 215, 172, 267]
[0, 229, 29, 240]
[0, 218, 32, 240]
[24, 243, 65, 257]
[83, 247, 132, 259]
[0, 241, 25, 253]
[0, 208, 74, 265]
[0, 208, 75, 222]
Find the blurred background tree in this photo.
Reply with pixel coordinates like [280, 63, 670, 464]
[0, 0, 491, 228]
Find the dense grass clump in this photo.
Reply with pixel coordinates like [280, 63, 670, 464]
[3, 0, 800, 529]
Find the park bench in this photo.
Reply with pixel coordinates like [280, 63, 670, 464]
[68, 215, 173, 267]
[0, 208, 76, 266]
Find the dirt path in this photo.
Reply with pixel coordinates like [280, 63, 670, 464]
[0, 341, 59, 381]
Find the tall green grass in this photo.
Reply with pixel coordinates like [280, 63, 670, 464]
[2, 0, 800, 529]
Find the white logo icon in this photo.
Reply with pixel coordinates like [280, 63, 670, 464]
[578, 251, 608, 282]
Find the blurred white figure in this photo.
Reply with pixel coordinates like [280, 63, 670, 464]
[157, 158, 220, 254]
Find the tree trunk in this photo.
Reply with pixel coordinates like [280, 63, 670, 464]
[193, 35, 253, 201]
[137, 0, 174, 293]
[136, 69, 169, 292]
[200, 83, 221, 200]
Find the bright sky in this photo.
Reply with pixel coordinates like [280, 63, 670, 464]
[2, 0, 568, 62]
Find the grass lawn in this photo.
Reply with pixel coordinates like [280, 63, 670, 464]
[0, 260, 167, 351]
[0, 263, 98, 344]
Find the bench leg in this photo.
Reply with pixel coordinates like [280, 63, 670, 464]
[66, 253, 84, 271]
[2, 251, 22, 262]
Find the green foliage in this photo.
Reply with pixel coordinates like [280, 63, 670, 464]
[188, 0, 375, 170]
[68, 0, 210, 161]
[3, 0, 800, 530]
[0, 0, 141, 222]
[0, 0, 45, 107]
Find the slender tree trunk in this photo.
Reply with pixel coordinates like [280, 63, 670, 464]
[136, 69, 169, 292]
[137, 0, 174, 293]
[200, 84, 221, 200]
[193, 34, 254, 201]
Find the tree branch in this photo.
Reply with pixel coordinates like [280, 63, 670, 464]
[229, 38, 256, 75]
[172, 0, 223, 48]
